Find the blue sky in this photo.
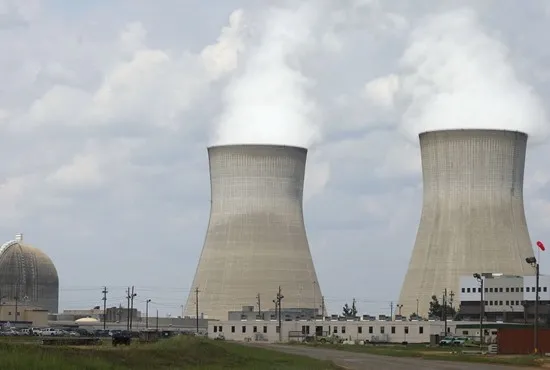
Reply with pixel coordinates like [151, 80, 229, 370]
[0, 0, 549, 317]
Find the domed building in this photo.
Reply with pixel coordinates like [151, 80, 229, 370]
[0, 234, 59, 313]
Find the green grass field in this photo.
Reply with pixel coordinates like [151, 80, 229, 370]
[0, 336, 341, 370]
[290, 342, 543, 367]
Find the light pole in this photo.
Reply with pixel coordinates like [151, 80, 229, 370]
[473, 273, 484, 347]
[526, 256, 539, 354]
[146, 299, 151, 329]
[397, 304, 403, 316]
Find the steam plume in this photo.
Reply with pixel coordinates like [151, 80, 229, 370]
[212, 4, 322, 148]
[369, 8, 548, 139]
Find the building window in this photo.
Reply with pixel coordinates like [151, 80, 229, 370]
[219, 326, 223, 332]
[380, 327, 385, 334]
[506, 300, 509, 305]
[466, 288, 470, 293]
[358, 327, 363, 334]
[8, 311, 11, 315]
[489, 288, 493, 292]
[419, 326, 424, 334]
[333, 327, 338, 334]
[521, 287, 524, 292]
[404, 326, 409, 334]
[242, 326, 246, 333]
[506, 288, 509, 292]
[253, 326, 257, 333]
[342, 326, 346, 334]
[391, 327, 396, 334]
[485, 288, 488, 293]
[484, 301, 488, 305]
[516, 300, 520, 305]
[499, 301, 503, 305]
[516, 287, 520, 292]
[499, 288, 503, 292]
[369, 326, 373, 334]
[538, 287, 542, 292]
[527, 287, 530, 292]
[214, 326, 218, 333]
[263, 326, 267, 333]
[462, 288, 465, 293]
[231, 326, 235, 333]
[544, 287, 548, 292]
[533, 286, 536, 292]
[276, 326, 280, 333]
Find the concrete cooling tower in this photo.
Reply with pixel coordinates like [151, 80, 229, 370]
[184, 144, 323, 320]
[0, 234, 59, 313]
[399, 129, 534, 317]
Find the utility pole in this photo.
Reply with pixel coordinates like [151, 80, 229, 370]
[126, 287, 131, 331]
[321, 296, 326, 318]
[146, 299, 151, 329]
[256, 293, 261, 318]
[390, 301, 393, 320]
[156, 309, 159, 331]
[102, 287, 108, 330]
[443, 288, 448, 335]
[313, 281, 317, 320]
[129, 286, 137, 331]
[449, 290, 455, 311]
[416, 298, 419, 317]
[276, 286, 284, 342]
[14, 296, 18, 323]
[195, 287, 200, 334]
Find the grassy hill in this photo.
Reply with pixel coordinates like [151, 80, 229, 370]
[0, 336, 340, 370]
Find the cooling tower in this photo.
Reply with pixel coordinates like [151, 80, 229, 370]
[399, 129, 534, 317]
[0, 234, 59, 313]
[184, 144, 323, 319]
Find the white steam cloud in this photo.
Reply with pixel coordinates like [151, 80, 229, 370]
[212, 4, 322, 148]
[367, 8, 548, 140]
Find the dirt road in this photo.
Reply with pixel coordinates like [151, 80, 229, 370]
[248, 343, 535, 370]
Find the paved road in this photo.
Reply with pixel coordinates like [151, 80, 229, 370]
[247, 343, 535, 370]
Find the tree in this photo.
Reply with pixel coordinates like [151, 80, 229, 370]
[428, 295, 456, 319]
[342, 298, 358, 318]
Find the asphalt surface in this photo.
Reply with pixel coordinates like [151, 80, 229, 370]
[247, 343, 535, 370]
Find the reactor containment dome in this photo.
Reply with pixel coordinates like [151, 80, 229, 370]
[399, 129, 535, 317]
[184, 144, 323, 319]
[0, 234, 59, 313]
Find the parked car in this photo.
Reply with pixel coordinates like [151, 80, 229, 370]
[439, 336, 455, 346]
[451, 337, 470, 346]
[31, 328, 43, 336]
[41, 328, 61, 336]
[112, 331, 132, 347]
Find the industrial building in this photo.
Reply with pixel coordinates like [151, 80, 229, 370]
[0, 300, 49, 327]
[458, 273, 550, 322]
[185, 144, 322, 320]
[0, 234, 59, 313]
[399, 129, 535, 317]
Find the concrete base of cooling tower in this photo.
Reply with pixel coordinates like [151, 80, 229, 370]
[184, 212, 323, 320]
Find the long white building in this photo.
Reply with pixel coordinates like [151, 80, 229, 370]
[209, 319, 453, 344]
